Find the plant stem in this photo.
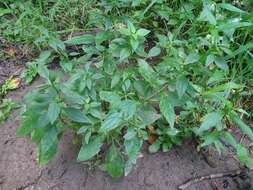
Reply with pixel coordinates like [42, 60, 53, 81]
[145, 84, 168, 101]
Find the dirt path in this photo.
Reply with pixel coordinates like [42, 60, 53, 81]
[0, 79, 252, 190]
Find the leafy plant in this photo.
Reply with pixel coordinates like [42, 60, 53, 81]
[0, 77, 21, 95]
[0, 77, 20, 124]
[21, 50, 53, 84]
[0, 99, 16, 124]
[15, 0, 253, 177]
[0, 0, 93, 45]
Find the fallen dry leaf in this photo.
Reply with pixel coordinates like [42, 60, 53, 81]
[147, 125, 155, 133]
[148, 135, 157, 144]
[3, 47, 16, 57]
[6, 77, 21, 90]
[175, 115, 180, 124]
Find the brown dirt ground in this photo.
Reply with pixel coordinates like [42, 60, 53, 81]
[0, 39, 32, 85]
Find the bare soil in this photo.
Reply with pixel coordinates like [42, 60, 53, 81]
[0, 39, 32, 84]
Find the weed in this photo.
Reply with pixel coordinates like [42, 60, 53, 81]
[0, 99, 16, 124]
[5, 0, 253, 177]
[0, 77, 21, 95]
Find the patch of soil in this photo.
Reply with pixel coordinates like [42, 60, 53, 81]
[1, 80, 253, 190]
[0, 38, 32, 84]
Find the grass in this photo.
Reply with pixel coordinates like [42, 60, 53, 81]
[0, 0, 93, 47]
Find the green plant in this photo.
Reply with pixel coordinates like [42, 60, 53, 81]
[0, 77, 21, 95]
[21, 50, 54, 84]
[0, 77, 20, 124]
[16, 0, 253, 177]
[0, 0, 93, 46]
[0, 99, 16, 124]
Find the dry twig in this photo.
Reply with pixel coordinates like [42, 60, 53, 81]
[178, 168, 253, 190]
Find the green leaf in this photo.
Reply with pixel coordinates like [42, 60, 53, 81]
[205, 54, 215, 66]
[223, 132, 237, 148]
[162, 143, 172, 152]
[16, 112, 40, 136]
[37, 65, 49, 80]
[230, 112, 253, 141]
[99, 112, 122, 132]
[159, 96, 175, 128]
[196, 112, 223, 135]
[199, 6, 216, 25]
[38, 127, 58, 165]
[124, 137, 142, 162]
[119, 100, 137, 120]
[48, 38, 65, 51]
[138, 105, 161, 126]
[89, 109, 104, 119]
[105, 144, 125, 178]
[65, 34, 94, 45]
[64, 108, 91, 123]
[214, 57, 228, 70]
[77, 126, 89, 134]
[99, 91, 121, 107]
[95, 31, 112, 45]
[176, 77, 188, 98]
[111, 74, 121, 88]
[207, 70, 225, 85]
[185, 53, 199, 64]
[138, 59, 154, 77]
[206, 55, 229, 70]
[225, 42, 253, 60]
[84, 131, 92, 144]
[47, 102, 60, 124]
[0, 8, 12, 17]
[36, 112, 51, 128]
[119, 28, 131, 36]
[219, 3, 246, 14]
[36, 51, 52, 65]
[135, 46, 148, 57]
[130, 38, 139, 51]
[127, 21, 136, 33]
[203, 82, 242, 95]
[148, 46, 161, 57]
[124, 128, 137, 140]
[201, 131, 222, 147]
[219, 21, 252, 31]
[136, 28, 150, 37]
[0, 99, 16, 124]
[119, 48, 131, 61]
[132, 0, 142, 6]
[77, 136, 103, 161]
[167, 127, 180, 136]
[235, 145, 253, 167]
[148, 140, 161, 153]
[61, 87, 85, 105]
[60, 59, 73, 72]
[138, 59, 158, 86]
[124, 137, 143, 176]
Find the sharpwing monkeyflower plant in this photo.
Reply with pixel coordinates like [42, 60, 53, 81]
[14, 0, 253, 177]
